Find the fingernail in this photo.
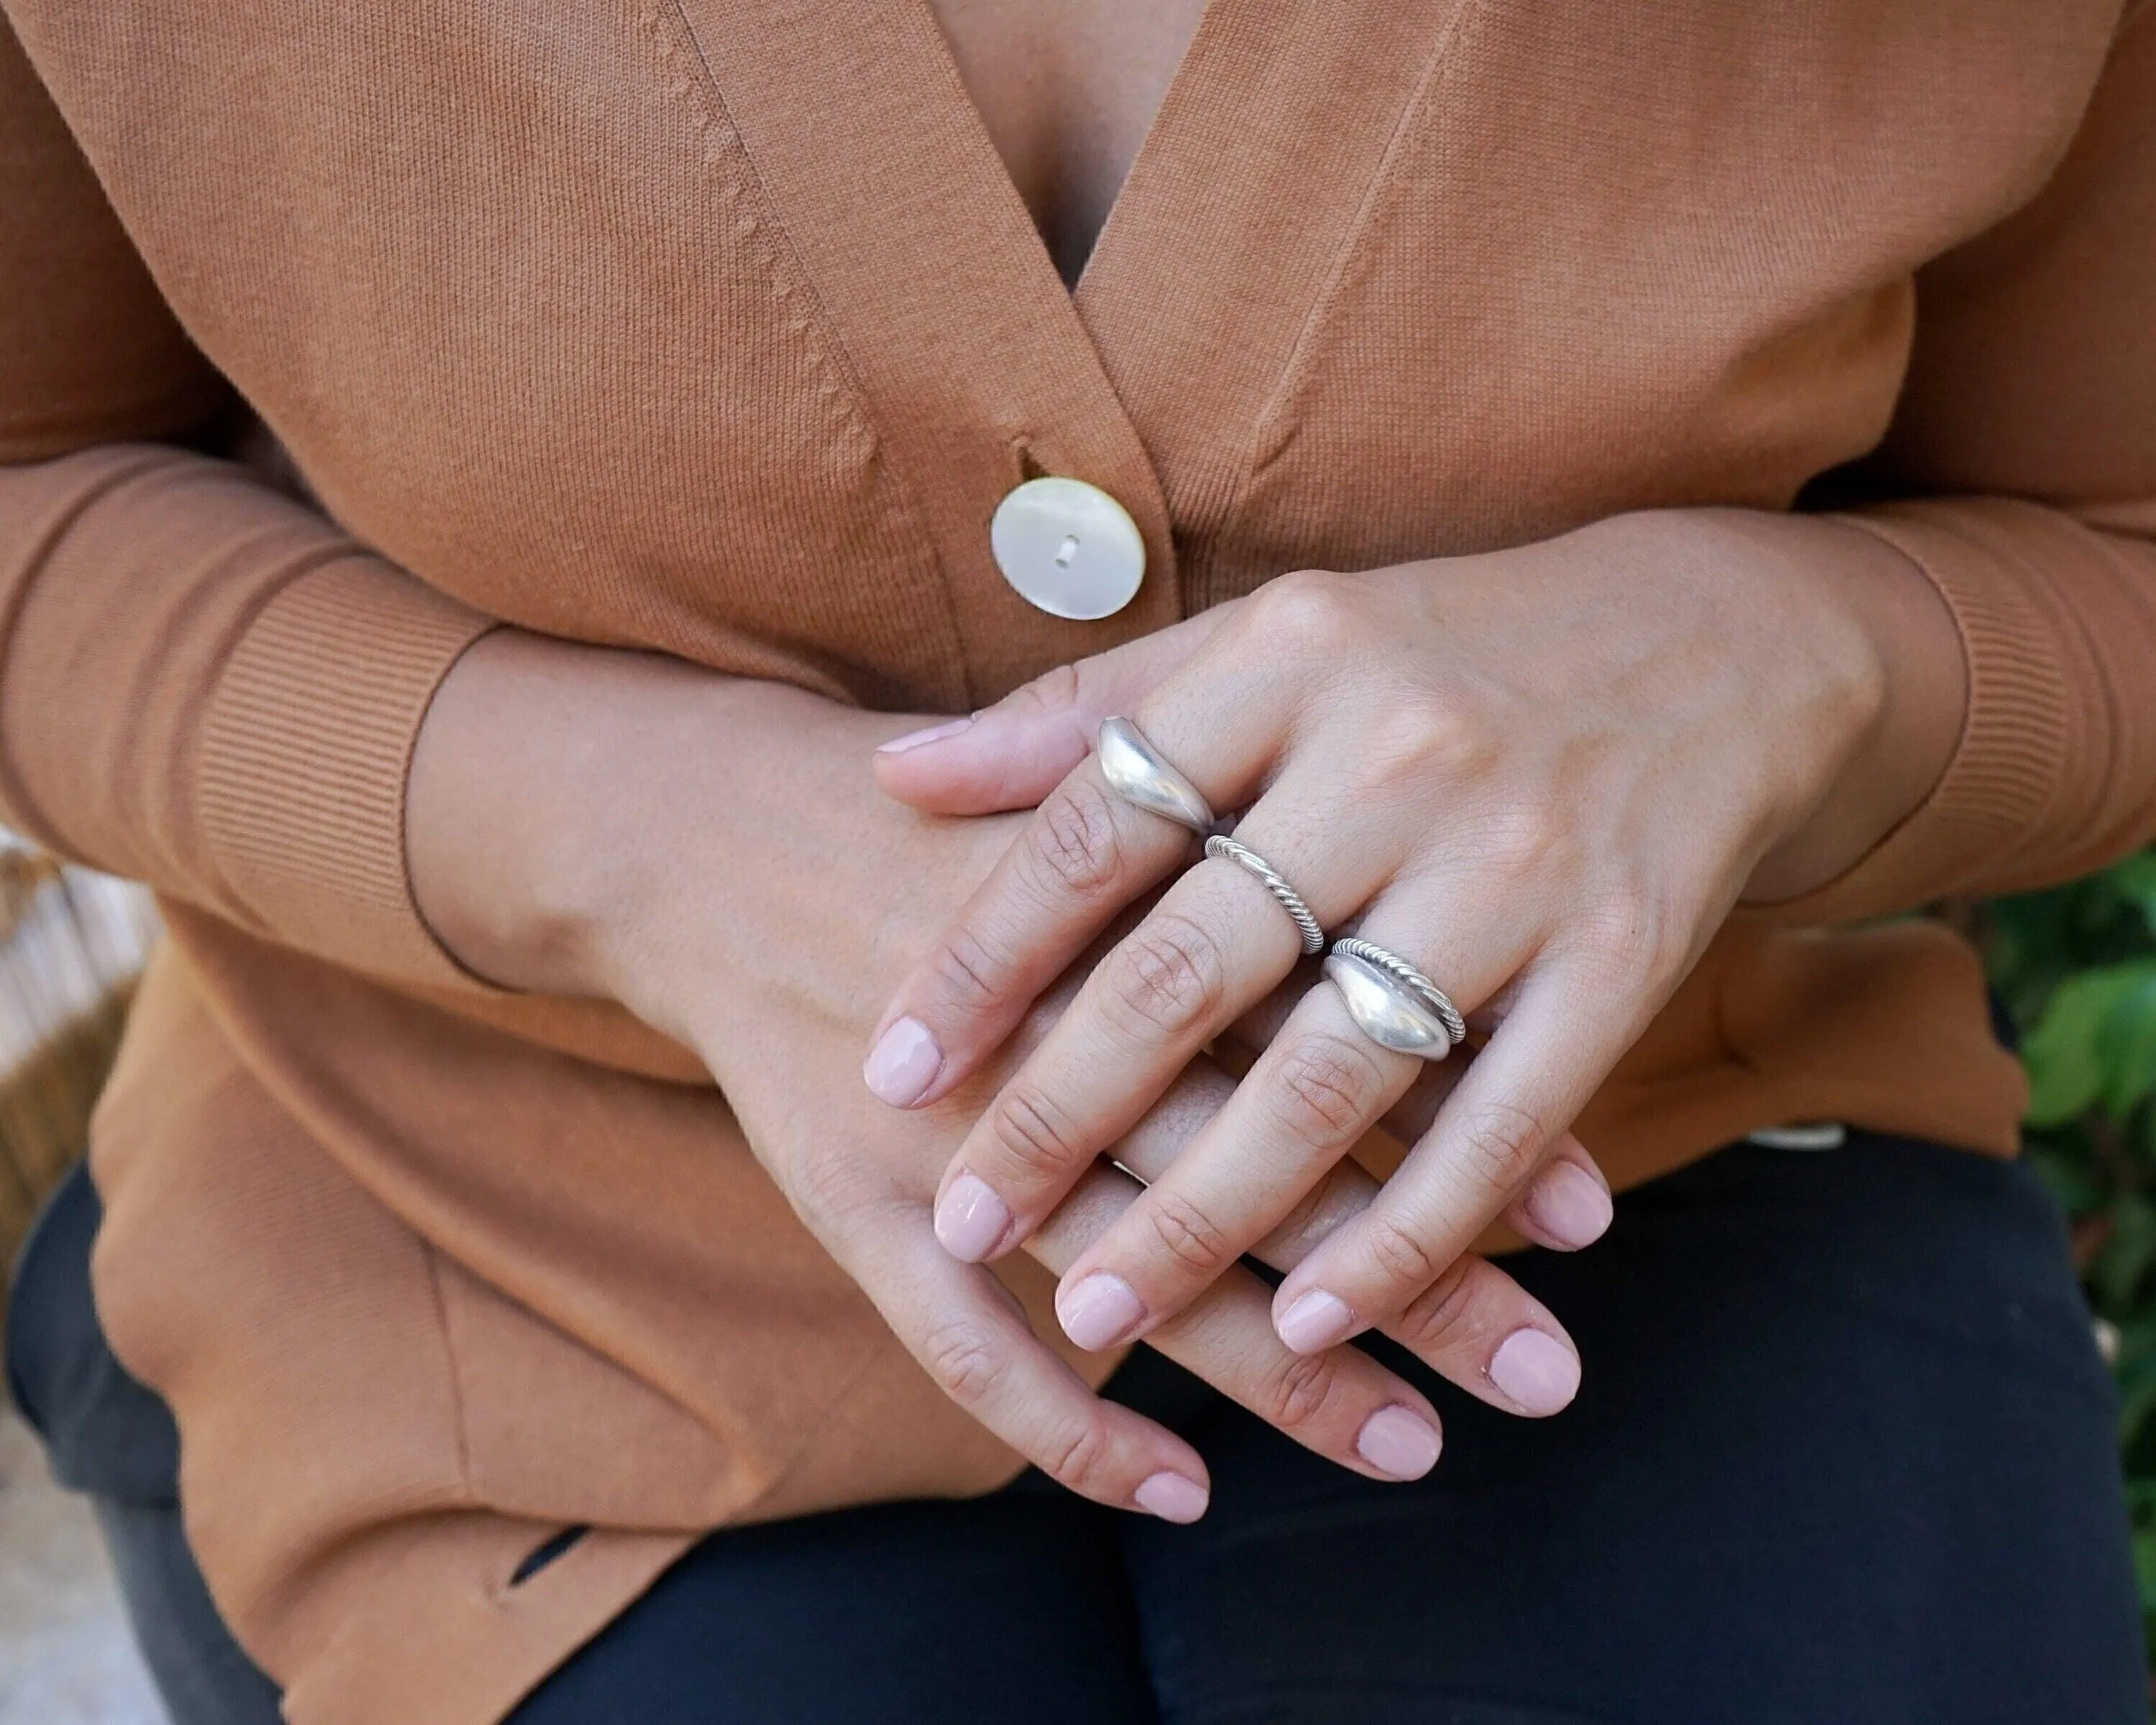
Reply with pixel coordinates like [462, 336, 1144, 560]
[1355, 1405, 1442, 1481]
[876, 717, 974, 755]
[1057, 1272, 1146, 1351]
[1524, 1162, 1613, 1251]
[863, 1017, 941, 1107]
[1134, 1471, 1209, 1524]
[934, 1173, 1012, 1263]
[1275, 1288, 1354, 1353]
[1488, 1328, 1582, 1416]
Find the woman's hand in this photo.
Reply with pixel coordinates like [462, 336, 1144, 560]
[404, 631, 1460, 1517]
[868, 508, 1966, 1392]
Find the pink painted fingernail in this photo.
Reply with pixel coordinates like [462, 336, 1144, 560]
[1275, 1289, 1354, 1353]
[1488, 1328, 1581, 1416]
[1524, 1162, 1613, 1251]
[1355, 1405, 1442, 1481]
[1134, 1471, 1209, 1523]
[863, 1017, 941, 1107]
[876, 717, 974, 755]
[1057, 1272, 1146, 1351]
[934, 1173, 1012, 1263]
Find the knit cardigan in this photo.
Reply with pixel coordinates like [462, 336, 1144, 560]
[3, 0, 2153, 1719]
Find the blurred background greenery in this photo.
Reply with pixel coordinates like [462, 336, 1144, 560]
[1986, 845, 2156, 1669]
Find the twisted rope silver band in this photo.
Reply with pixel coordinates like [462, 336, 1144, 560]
[1330, 937, 1467, 1046]
[1204, 834, 1325, 954]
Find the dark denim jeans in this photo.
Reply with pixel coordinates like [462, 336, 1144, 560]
[11, 1136, 2147, 1725]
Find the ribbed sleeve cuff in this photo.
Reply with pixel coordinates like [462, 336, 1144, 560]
[1772, 499, 2074, 922]
[197, 558, 497, 988]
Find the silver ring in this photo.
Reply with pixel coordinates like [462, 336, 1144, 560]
[1329, 937, 1467, 1047]
[1322, 952, 1454, 1060]
[1203, 834, 1325, 955]
[1097, 717, 1215, 834]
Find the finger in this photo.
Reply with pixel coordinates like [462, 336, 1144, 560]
[1111, 1067, 1590, 1421]
[871, 608, 1237, 816]
[1220, 980, 1470, 1161]
[1275, 953, 1649, 1361]
[1049, 977, 1422, 1347]
[826, 1200, 1215, 1520]
[867, 755, 1197, 1114]
[1029, 1162, 1445, 1481]
[932, 798, 1401, 1264]
[1018, 850, 1534, 1325]
[867, 615, 1309, 1113]
[1502, 1134, 1612, 1254]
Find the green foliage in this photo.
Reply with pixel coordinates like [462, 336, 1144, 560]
[1986, 848, 2156, 1673]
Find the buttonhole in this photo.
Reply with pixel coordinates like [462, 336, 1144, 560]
[509, 1524, 590, 1588]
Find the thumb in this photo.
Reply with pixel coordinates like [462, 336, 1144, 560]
[873, 604, 1234, 814]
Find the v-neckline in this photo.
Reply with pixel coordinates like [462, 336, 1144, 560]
[668, 0, 1475, 683]
[903, 0, 1229, 299]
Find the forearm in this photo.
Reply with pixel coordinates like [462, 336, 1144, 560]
[0, 443, 493, 987]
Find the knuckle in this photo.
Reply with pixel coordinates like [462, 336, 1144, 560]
[1477, 802, 1574, 884]
[1136, 1184, 1236, 1279]
[1572, 884, 1687, 982]
[1029, 778, 1125, 896]
[786, 1136, 877, 1241]
[1261, 1176, 1362, 1262]
[985, 1086, 1088, 1186]
[1353, 697, 1491, 796]
[1360, 1215, 1445, 1294]
[1391, 1261, 1480, 1356]
[1245, 569, 1362, 654]
[1007, 660, 1083, 722]
[1040, 1415, 1114, 1492]
[1104, 914, 1228, 1040]
[1268, 1032, 1390, 1151]
[929, 921, 1013, 1014]
[921, 1317, 1005, 1409]
[1260, 1345, 1345, 1435]
[1451, 1100, 1551, 1201]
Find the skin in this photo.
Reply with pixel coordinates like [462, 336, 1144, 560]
[926, 0, 1210, 282]
[405, 635, 1599, 1519]
[400, 0, 1618, 1524]
[870, 509, 1968, 1387]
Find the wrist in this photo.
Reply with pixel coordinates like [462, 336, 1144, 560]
[406, 632, 813, 995]
[1720, 510, 1967, 901]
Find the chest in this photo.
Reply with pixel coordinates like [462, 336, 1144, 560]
[6, 0, 2116, 710]
[925, 0, 1210, 282]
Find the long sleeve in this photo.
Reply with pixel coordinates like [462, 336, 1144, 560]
[0, 19, 495, 989]
[1789, 1, 2156, 921]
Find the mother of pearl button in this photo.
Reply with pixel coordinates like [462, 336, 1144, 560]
[989, 477, 1146, 620]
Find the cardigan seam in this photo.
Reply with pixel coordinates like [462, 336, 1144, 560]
[659, 0, 976, 709]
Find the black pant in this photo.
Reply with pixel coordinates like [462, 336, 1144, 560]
[11, 1135, 2147, 1725]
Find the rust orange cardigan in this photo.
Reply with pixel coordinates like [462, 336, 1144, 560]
[4, 0, 2155, 1719]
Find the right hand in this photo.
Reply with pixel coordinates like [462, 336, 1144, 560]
[404, 631, 1484, 1517]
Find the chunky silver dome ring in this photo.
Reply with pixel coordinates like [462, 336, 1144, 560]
[1324, 936, 1468, 1060]
[1096, 717, 1217, 834]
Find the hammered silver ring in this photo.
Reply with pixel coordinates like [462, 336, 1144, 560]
[1096, 717, 1216, 834]
[1329, 936, 1468, 1048]
[1203, 834, 1325, 955]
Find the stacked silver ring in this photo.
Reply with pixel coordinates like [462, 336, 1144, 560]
[1204, 834, 1325, 955]
[1323, 937, 1467, 1061]
[1095, 718, 1325, 957]
[1096, 717, 1215, 834]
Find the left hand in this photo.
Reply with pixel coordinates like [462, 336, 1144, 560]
[867, 507, 1965, 1388]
